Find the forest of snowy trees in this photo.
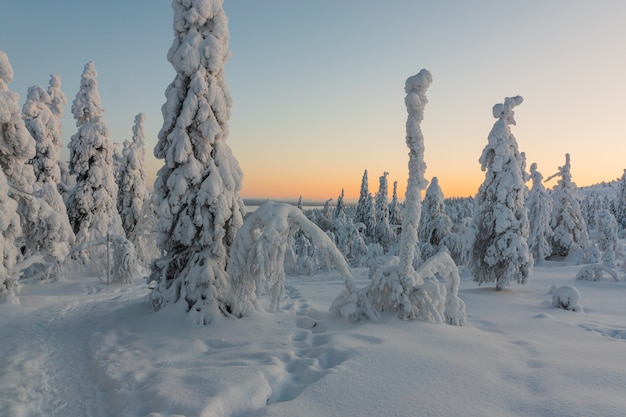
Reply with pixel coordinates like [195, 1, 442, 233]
[1, 0, 626, 328]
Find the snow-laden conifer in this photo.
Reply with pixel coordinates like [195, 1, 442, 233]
[419, 177, 452, 251]
[46, 74, 73, 197]
[389, 180, 403, 226]
[355, 169, 375, 240]
[0, 169, 21, 302]
[526, 163, 553, 263]
[67, 61, 125, 268]
[149, 0, 245, 323]
[470, 96, 532, 289]
[594, 209, 620, 268]
[0, 51, 36, 192]
[615, 170, 626, 231]
[546, 154, 590, 258]
[117, 113, 147, 238]
[374, 172, 395, 251]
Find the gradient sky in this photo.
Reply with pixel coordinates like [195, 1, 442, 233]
[2, 1, 625, 202]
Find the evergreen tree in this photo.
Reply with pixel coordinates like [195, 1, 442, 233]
[0, 51, 24, 300]
[470, 96, 532, 289]
[117, 113, 147, 238]
[150, 0, 245, 323]
[546, 153, 590, 257]
[22, 84, 75, 276]
[0, 51, 35, 192]
[334, 188, 345, 219]
[594, 209, 620, 268]
[355, 169, 376, 239]
[375, 172, 395, 251]
[389, 180, 403, 226]
[525, 163, 553, 263]
[615, 169, 626, 231]
[46, 74, 73, 198]
[419, 176, 452, 249]
[67, 61, 124, 265]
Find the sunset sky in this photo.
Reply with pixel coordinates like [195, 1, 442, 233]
[2, 1, 625, 202]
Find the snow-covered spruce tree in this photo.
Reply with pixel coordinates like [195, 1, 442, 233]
[0, 51, 36, 193]
[374, 172, 396, 251]
[470, 96, 533, 290]
[0, 52, 67, 279]
[389, 180, 403, 226]
[594, 208, 620, 268]
[615, 169, 626, 232]
[16, 81, 75, 277]
[46, 74, 73, 198]
[117, 113, 147, 239]
[333, 188, 345, 219]
[67, 61, 125, 269]
[418, 176, 452, 256]
[332, 70, 465, 325]
[546, 153, 591, 259]
[150, 0, 245, 323]
[0, 169, 22, 303]
[355, 169, 376, 241]
[525, 163, 553, 264]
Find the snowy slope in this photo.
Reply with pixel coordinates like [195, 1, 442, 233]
[1, 264, 626, 417]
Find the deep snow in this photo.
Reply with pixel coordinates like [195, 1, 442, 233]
[1, 263, 626, 417]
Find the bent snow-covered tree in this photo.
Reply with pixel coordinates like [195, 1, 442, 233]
[67, 61, 125, 269]
[149, 0, 245, 324]
[470, 96, 533, 290]
[228, 201, 374, 319]
[331, 70, 465, 325]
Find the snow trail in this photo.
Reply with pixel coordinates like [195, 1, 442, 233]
[0, 284, 115, 417]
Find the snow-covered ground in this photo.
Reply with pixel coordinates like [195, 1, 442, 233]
[1, 263, 626, 417]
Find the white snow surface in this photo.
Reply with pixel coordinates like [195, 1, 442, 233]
[2, 263, 626, 417]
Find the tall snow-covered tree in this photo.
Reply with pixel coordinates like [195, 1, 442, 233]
[389, 180, 403, 226]
[546, 153, 590, 258]
[470, 96, 532, 290]
[22, 84, 75, 277]
[525, 163, 553, 263]
[67, 61, 124, 264]
[333, 188, 345, 219]
[149, 0, 245, 323]
[0, 51, 35, 193]
[355, 169, 375, 240]
[117, 113, 147, 238]
[0, 52, 24, 301]
[46, 74, 72, 196]
[375, 172, 395, 251]
[419, 176, 452, 251]
[615, 169, 626, 231]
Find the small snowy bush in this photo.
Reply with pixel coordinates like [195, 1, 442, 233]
[575, 263, 619, 282]
[549, 285, 583, 312]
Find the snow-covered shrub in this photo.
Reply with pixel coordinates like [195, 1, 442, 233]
[470, 96, 532, 289]
[549, 285, 583, 312]
[575, 263, 619, 282]
[149, 0, 246, 324]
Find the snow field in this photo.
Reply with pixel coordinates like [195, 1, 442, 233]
[1, 263, 626, 416]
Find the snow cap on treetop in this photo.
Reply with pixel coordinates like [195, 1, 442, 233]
[404, 69, 432, 94]
[0, 51, 14, 84]
[492, 95, 523, 125]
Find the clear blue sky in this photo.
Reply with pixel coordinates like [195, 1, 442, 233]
[2, 1, 625, 200]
